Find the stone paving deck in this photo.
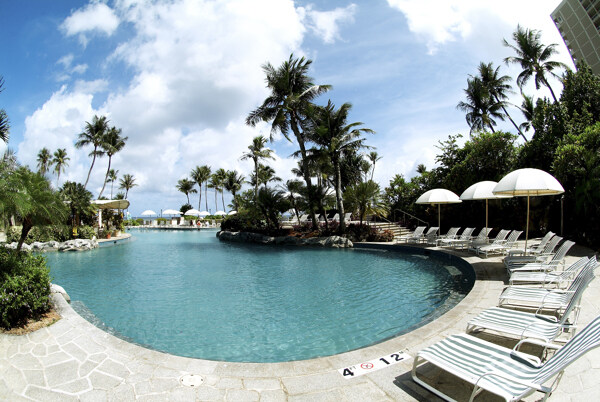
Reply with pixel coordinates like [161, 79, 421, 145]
[1, 241, 598, 401]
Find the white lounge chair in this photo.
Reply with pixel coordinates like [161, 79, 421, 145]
[439, 227, 475, 248]
[499, 257, 596, 311]
[396, 226, 426, 243]
[477, 230, 522, 258]
[470, 229, 510, 253]
[435, 227, 460, 246]
[504, 235, 562, 268]
[412, 314, 600, 402]
[507, 240, 575, 274]
[423, 227, 439, 244]
[466, 273, 591, 343]
[506, 231, 555, 257]
[509, 255, 590, 288]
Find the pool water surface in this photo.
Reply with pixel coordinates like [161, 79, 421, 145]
[45, 229, 473, 362]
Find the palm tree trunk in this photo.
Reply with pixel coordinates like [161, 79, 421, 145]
[290, 115, 318, 227]
[84, 150, 97, 188]
[542, 77, 559, 103]
[254, 159, 259, 201]
[198, 185, 202, 210]
[205, 182, 209, 211]
[98, 157, 112, 198]
[495, 95, 527, 142]
[221, 190, 225, 211]
[17, 218, 33, 252]
[335, 160, 345, 233]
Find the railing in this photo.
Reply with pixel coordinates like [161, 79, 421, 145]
[392, 208, 428, 227]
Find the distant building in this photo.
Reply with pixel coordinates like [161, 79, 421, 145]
[552, 0, 600, 74]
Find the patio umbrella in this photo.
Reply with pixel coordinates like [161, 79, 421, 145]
[415, 189, 462, 232]
[493, 168, 564, 254]
[184, 209, 202, 216]
[162, 209, 181, 216]
[214, 210, 227, 216]
[140, 210, 157, 216]
[198, 211, 210, 216]
[460, 181, 512, 233]
[228, 211, 237, 215]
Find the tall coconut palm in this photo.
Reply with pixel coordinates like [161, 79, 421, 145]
[308, 101, 374, 232]
[36, 147, 52, 175]
[75, 115, 109, 188]
[240, 135, 274, 201]
[98, 126, 127, 199]
[211, 168, 228, 211]
[246, 54, 331, 227]
[367, 151, 381, 181]
[196, 165, 211, 211]
[251, 164, 282, 190]
[457, 77, 505, 133]
[503, 25, 567, 103]
[476, 62, 527, 141]
[191, 165, 207, 211]
[176, 178, 197, 204]
[52, 148, 70, 187]
[223, 170, 245, 211]
[0, 77, 9, 144]
[107, 169, 119, 199]
[118, 174, 137, 199]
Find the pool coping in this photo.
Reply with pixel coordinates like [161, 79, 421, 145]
[1, 241, 598, 400]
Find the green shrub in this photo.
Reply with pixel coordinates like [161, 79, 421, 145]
[7, 225, 71, 244]
[0, 248, 52, 329]
[220, 210, 266, 233]
[75, 225, 96, 240]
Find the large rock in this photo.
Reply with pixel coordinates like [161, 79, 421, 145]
[1, 238, 98, 252]
[217, 231, 353, 248]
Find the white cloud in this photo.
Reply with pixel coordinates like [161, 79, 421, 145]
[61, 1, 120, 46]
[386, 0, 567, 57]
[303, 4, 357, 44]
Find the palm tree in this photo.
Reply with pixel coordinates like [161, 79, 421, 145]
[212, 168, 228, 211]
[98, 126, 127, 198]
[246, 54, 331, 227]
[503, 25, 567, 103]
[476, 62, 527, 141]
[240, 135, 274, 201]
[0, 77, 9, 144]
[223, 170, 245, 211]
[75, 115, 109, 188]
[367, 151, 381, 181]
[52, 148, 70, 187]
[457, 77, 505, 133]
[176, 178, 197, 204]
[280, 179, 305, 222]
[308, 101, 374, 232]
[118, 174, 137, 199]
[61, 181, 94, 231]
[36, 147, 52, 175]
[343, 180, 387, 225]
[107, 169, 119, 199]
[251, 164, 281, 190]
[519, 94, 535, 134]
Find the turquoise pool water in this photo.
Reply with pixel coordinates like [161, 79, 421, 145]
[45, 229, 473, 362]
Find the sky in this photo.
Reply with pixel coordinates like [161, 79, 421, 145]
[0, 0, 573, 216]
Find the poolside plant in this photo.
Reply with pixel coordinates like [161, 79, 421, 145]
[0, 248, 51, 330]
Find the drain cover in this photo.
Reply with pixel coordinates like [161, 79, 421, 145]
[180, 374, 204, 387]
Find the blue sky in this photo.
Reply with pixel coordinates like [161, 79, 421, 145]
[1, 0, 572, 216]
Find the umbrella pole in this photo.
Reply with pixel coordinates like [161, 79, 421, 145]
[438, 204, 441, 233]
[485, 199, 488, 233]
[525, 195, 530, 255]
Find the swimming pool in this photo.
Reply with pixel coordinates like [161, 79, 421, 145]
[45, 229, 474, 362]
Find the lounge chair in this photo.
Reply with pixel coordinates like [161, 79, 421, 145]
[509, 255, 590, 288]
[423, 227, 439, 244]
[435, 227, 460, 246]
[329, 213, 339, 222]
[506, 231, 555, 257]
[466, 272, 591, 343]
[439, 227, 475, 248]
[469, 229, 510, 253]
[412, 314, 600, 402]
[396, 226, 426, 243]
[507, 240, 575, 274]
[504, 235, 562, 268]
[477, 230, 522, 258]
[499, 257, 597, 311]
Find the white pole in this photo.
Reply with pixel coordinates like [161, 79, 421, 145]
[525, 195, 530, 256]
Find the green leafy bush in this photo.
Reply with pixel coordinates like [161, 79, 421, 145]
[75, 225, 96, 240]
[220, 210, 266, 233]
[0, 248, 52, 329]
[7, 225, 71, 244]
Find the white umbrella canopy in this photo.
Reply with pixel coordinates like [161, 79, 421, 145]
[140, 210, 157, 217]
[416, 189, 462, 231]
[493, 168, 565, 253]
[228, 210, 237, 215]
[184, 209, 202, 216]
[198, 211, 210, 216]
[214, 210, 227, 216]
[162, 209, 181, 215]
[460, 181, 512, 232]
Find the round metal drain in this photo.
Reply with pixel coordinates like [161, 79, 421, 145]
[179, 374, 204, 387]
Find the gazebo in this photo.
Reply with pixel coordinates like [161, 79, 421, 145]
[92, 199, 130, 229]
